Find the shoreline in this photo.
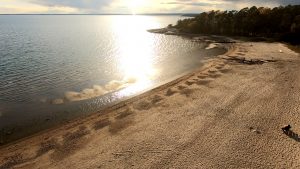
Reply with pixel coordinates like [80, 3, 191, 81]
[0, 35, 232, 146]
[0, 39, 235, 146]
[1, 41, 300, 168]
[148, 28, 237, 43]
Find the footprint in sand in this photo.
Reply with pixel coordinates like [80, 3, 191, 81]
[0, 153, 25, 169]
[133, 95, 164, 111]
[185, 80, 195, 86]
[109, 118, 134, 134]
[208, 70, 218, 74]
[93, 118, 111, 130]
[179, 88, 196, 97]
[94, 108, 136, 135]
[4, 127, 94, 168]
[165, 88, 177, 96]
[236, 52, 246, 56]
[133, 100, 152, 110]
[36, 138, 59, 157]
[196, 80, 212, 86]
[208, 73, 222, 79]
[150, 95, 163, 104]
[115, 109, 134, 120]
[197, 75, 208, 79]
[238, 47, 247, 52]
[215, 65, 224, 70]
[36, 126, 91, 161]
[177, 85, 187, 90]
[219, 68, 232, 74]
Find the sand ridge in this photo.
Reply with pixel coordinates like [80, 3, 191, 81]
[1, 41, 300, 169]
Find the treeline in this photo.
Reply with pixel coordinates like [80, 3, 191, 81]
[174, 5, 300, 44]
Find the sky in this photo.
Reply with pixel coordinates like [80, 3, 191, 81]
[0, 0, 299, 14]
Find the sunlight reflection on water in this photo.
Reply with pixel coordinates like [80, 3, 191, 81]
[0, 15, 227, 143]
[113, 15, 158, 96]
[52, 15, 162, 104]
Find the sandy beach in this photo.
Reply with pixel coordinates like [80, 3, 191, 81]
[1, 41, 300, 168]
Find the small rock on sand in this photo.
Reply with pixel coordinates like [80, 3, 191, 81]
[249, 127, 261, 134]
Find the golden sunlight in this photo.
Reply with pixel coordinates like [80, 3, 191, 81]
[112, 15, 159, 95]
[127, 0, 147, 14]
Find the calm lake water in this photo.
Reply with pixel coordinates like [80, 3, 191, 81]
[0, 15, 226, 143]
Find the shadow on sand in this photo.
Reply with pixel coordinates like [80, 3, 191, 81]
[283, 130, 300, 142]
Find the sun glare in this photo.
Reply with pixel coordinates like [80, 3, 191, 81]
[127, 0, 147, 14]
[112, 15, 159, 95]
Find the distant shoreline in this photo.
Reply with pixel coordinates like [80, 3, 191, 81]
[0, 13, 188, 16]
[148, 27, 237, 44]
[148, 27, 300, 50]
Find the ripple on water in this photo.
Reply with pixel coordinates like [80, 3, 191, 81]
[0, 15, 227, 136]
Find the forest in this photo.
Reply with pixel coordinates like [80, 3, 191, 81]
[174, 5, 300, 44]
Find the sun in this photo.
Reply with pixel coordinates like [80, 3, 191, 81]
[128, 0, 147, 14]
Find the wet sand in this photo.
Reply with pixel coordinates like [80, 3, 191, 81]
[1, 41, 300, 169]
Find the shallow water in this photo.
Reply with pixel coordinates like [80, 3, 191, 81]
[0, 15, 226, 143]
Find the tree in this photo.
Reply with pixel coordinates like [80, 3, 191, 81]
[174, 5, 300, 44]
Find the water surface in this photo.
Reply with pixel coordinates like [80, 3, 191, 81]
[0, 15, 226, 143]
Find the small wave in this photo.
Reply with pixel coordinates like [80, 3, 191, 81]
[51, 98, 64, 105]
[51, 77, 138, 104]
[205, 43, 218, 50]
[105, 80, 126, 91]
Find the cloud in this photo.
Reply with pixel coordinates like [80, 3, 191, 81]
[224, 0, 300, 11]
[161, 2, 214, 6]
[0, 0, 300, 14]
[0, 0, 80, 13]
[220, 0, 300, 8]
[29, 0, 111, 13]
[159, 0, 232, 12]
[161, 0, 300, 8]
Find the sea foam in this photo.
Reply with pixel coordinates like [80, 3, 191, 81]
[205, 43, 218, 50]
[52, 77, 138, 104]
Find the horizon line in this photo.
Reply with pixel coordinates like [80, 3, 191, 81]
[0, 13, 198, 16]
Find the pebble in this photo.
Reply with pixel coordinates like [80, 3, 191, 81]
[250, 127, 261, 134]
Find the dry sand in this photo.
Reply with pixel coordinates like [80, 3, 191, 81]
[1, 41, 300, 169]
